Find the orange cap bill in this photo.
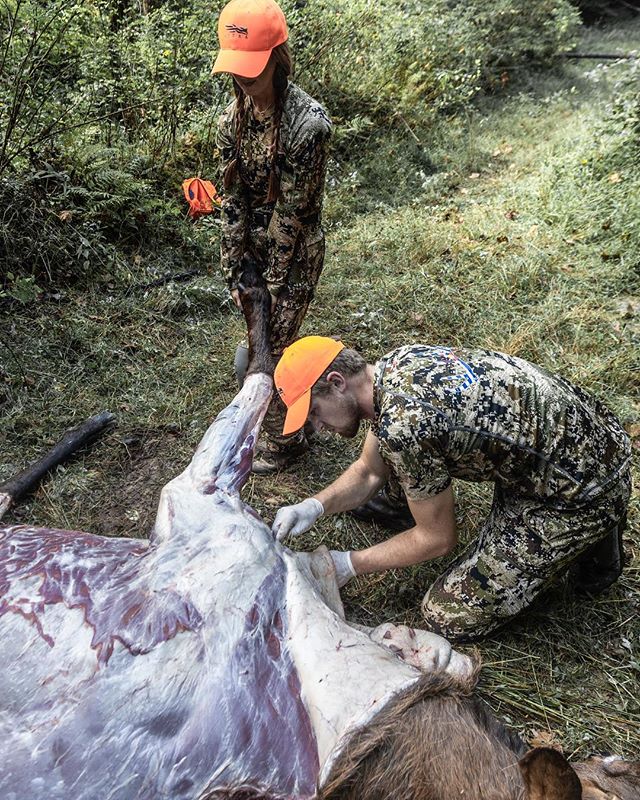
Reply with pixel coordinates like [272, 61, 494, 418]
[275, 336, 345, 435]
[281, 387, 313, 436]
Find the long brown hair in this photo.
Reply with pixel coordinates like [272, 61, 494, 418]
[223, 42, 292, 204]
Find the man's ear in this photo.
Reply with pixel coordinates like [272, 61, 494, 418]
[325, 371, 347, 392]
[519, 748, 582, 800]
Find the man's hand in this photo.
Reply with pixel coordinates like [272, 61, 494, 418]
[329, 550, 356, 588]
[272, 498, 324, 541]
[230, 288, 242, 309]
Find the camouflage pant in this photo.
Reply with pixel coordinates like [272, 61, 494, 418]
[247, 229, 325, 454]
[421, 469, 631, 643]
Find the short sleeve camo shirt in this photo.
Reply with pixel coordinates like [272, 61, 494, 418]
[372, 345, 631, 508]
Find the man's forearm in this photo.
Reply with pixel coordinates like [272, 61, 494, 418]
[351, 525, 456, 574]
[314, 459, 385, 516]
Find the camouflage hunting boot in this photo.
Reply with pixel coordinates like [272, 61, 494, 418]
[251, 433, 309, 475]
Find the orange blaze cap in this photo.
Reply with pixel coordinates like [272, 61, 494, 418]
[212, 0, 288, 79]
[275, 336, 345, 435]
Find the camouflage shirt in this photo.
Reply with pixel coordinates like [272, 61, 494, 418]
[217, 82, 332, 294]
[372, 345, 631, 509]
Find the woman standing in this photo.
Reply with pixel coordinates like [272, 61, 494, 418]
[213, 0, 332, 474]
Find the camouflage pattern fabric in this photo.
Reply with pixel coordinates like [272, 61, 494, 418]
[422, 476, 630, 641]
[372, 344, 632, 640]
[217, 83, 331, 450]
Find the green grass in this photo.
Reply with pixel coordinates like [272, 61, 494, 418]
[2, 20, 639, 760]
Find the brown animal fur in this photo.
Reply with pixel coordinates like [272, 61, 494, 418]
[320, 661, 534, 800]
[237, 254, 273, 377]
[519, 748, 581, 799]
[573, 756, 640, 799]
[320, 662, 640, 800]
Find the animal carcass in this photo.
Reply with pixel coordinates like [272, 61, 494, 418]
[0, 366, 472, 797]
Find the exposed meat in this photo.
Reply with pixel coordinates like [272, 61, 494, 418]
[0, 367, 473, 800]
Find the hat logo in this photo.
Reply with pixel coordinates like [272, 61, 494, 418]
[225, 23, 249, 38]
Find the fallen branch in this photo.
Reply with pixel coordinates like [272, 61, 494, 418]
[132, 269, 202, 291]
[563, 52, 639, 60]
[0, 411, 116, 521]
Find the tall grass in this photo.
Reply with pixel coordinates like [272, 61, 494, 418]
[1, 20, 639, 759]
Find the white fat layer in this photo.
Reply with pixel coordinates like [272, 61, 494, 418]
[284, 550, 420, 771]
[283, 548, 474, 783]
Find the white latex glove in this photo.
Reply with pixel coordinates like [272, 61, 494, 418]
[329, 550, 356, 588]
[272, 498, 324, 541]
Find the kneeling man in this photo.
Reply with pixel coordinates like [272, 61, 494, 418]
[271, 337, 631, 642]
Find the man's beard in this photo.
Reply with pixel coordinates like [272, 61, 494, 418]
[337, 394, 361, 439]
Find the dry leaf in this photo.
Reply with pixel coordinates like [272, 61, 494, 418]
[264, 496, 284, 507]
[529, 729, 563, 751]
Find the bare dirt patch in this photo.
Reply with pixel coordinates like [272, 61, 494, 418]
[94, 428, 187, 539]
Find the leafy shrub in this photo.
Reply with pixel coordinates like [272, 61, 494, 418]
[281, 0, 579, 128]
[0, 1, 109, 175]
[1, 0, 581, 287]
[0, 146, 211, 288]
[0, 167, 116, 286]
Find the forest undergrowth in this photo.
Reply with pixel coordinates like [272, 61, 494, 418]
[1, 20, 639, 759]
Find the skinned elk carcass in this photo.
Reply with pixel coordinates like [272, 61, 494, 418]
[0, 268, 470, 800]
[1, 265, 639, 800]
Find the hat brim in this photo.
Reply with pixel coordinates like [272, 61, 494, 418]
[282, 388, 312, 436]
[212, 48, 272, 78]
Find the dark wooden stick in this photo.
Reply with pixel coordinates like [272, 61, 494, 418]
[564, 52, 639, 60]
[0, 411, 116, 521]
[133, 269, 201, 291]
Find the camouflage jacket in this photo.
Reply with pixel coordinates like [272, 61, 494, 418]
[217, 82, 332, 294]
[372, 345, 631, 509]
